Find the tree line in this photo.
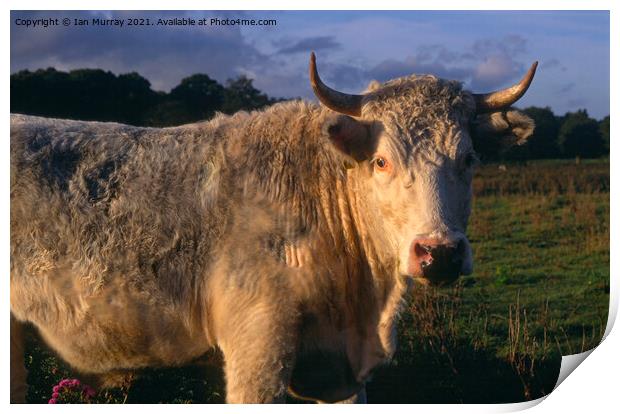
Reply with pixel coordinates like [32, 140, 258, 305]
[10, 67, 609, 160]
[10, 68, 281, 128]
[503, 107, 609, 160]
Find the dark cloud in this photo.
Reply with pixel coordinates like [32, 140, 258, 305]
[542, 58, 561, 69]
[472, 34, 527, 57]
[8, 12, 537, 98]
[322, 62, 367, 91]
[557, 82, 575, 94]
[277, 36, 340, 54]
[416, 44, 460, 64]
[567, 97, 587, 108]
[541, 59, 568, 73]
[11, 10, 265, 91]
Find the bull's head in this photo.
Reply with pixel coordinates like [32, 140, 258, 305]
[310, 52, 536, 286]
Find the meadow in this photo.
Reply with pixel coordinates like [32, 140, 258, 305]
[22, 159, 610, 404]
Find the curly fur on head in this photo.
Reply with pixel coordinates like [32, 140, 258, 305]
[357, 75, 534, 162]
[363, 75, 474, 123]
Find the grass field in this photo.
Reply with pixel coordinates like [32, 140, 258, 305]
[22, 159, 610, 404]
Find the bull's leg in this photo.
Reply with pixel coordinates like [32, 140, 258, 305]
[10, 314, 28, 403]
[217, 292, 298, 403]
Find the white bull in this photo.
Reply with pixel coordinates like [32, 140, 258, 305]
[10, 53, 536, 403]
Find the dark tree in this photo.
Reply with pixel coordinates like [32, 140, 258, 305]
[10, 68, 159, 126]
[11, 68, 72, 119]
[63, 69, 119, 121]
[11, 68, 285, 127]
[221, 76, 278, 114]
[599, 115, 610, 155]
[166, 74, 225, 123]
[522, 106, 561, 158]
[558, 109, 605, 158]
[114, 72, 160, 125]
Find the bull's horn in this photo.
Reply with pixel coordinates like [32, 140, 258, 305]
[309, 52, 364, 117]
[473, 61, 538, 112]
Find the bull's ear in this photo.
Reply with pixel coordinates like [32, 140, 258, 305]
[471, 110, 535, 158]
[323, 114, 375, 162]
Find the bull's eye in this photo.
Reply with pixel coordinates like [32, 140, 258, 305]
[374, 157, 390, 172]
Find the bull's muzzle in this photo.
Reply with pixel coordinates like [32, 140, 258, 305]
[409, 238, 466, 286]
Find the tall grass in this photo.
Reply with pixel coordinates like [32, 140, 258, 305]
[473, 159, 609, 197]
[384, 159, 610, 402]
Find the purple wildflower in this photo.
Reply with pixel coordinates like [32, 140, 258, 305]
[82, 385, 97, 398]
[51, 377, 97, 403]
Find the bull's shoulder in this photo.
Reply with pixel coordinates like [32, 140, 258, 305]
[224, 100, 330, 215]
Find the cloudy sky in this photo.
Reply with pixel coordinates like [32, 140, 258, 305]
[11, 10, 610, 119]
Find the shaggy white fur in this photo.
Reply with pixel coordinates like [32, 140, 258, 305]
[10, 71, 534, 403]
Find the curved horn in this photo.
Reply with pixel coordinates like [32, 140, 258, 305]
[474, 61, 538, 112]
[309, 52, 364, 117]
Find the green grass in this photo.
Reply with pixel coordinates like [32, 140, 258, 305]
[22, 159, 609, 403]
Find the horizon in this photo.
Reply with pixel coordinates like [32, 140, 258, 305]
[10, 65, 609, 121]
[11, 10, 610, 119]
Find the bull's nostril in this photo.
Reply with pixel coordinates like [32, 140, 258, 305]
[414, 242, 434, 258]
[421, 261, 430, 269]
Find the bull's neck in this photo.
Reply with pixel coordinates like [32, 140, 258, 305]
[315, 145, 398, 303]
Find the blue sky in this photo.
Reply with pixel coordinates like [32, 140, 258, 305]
[11, 10, 610, 118]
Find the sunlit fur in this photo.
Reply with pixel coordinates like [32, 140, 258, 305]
[10, 73, 534, 403]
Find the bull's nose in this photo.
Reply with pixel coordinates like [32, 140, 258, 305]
[410, 238, 465, 286]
